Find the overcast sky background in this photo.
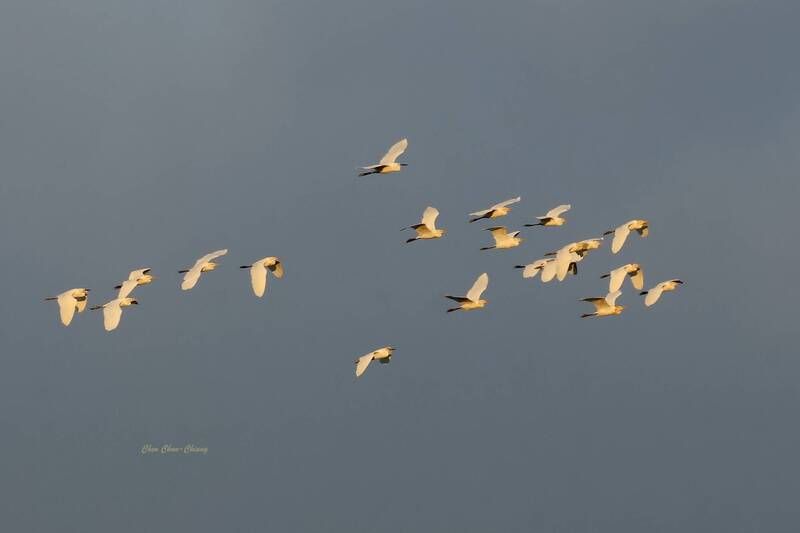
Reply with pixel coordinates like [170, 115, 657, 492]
[1, 1, 799, 531]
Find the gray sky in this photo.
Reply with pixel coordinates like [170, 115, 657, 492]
[1, 1, 799, 531]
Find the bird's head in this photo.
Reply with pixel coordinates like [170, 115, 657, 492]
[615, 305, 625, 314]
[204, 262, 218, 271]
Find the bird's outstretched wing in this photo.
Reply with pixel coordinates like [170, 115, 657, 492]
[608, 267, 627, 293]
[117, 279, 138, 299]
[492, 197, 521, 210]
[103, 300, 123, 331]
[611, 224, 631, 254]
[355, 353, 375, 378]
[540, 260, 558, 282]
[630, 268, 644, 290]
[421, 206, 439, 230]
[555, 245, 574, 281]
[605, 290, 622, 306]
[250, 262, 267, 297]
[57, 292, 77, 326]
[466, 273, 489, 302]
[486, 226, 509, 244]
[581, 297, 611, 312]
[644, 284, 664, 307]
[193, 249, 228, 269]
[379, 138, 408, 165]
[544, 204, 571, 218]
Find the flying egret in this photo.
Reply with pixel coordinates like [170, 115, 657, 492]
[525, 204, 571, 227]
[358, 138, 408, 176]
[551, 238, 603, 281]
[641, 279, 683, 307]
[601, 263, 644, 293]
[90, 297, 139, 331]
[580, 290, 624, 318]
[44, 288, 91, 326]
[355, 346, 395, 378]
[239, 257, 283, 297]
[445, 272, 489, 313]
[480, 226, 523, 250]
[468, 197, 521, 223]
[604, 219, 649, 253]
[514, 258, 554, 279]
[179, 249, 228, 291]
[402, 206, 445, 243]
[114, 268, 155, 298]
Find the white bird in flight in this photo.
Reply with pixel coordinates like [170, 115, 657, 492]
[604, 219, 650, 253]
[358, 138, 408, 176]
[402, 206, 446, 243]
[179, 249, 228, 291]
[580, 290, 624, 318]
[480, 226, 523, 250]
[641, 279, 683, 307]
[525, 204, 571, 227]
[514, 258, 554, 279]
[90, 297, 139, 331]
[551, 238, 603, 281]
[445, 272, 489, 313]
[44, 288, 91, 326]
[239, 256, 284, 298]
[355, 346, 396, 378]
[114, 268, 155, 299]
[468, 197, 521, 223]
[601, 263, 644, 293]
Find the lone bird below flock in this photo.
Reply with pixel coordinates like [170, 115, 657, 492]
[601, 263, 644, 293]
[90, 297, 139, 331]
[481, 226, 523, 250]
[445, 272, 489, 313]
[402, 206, 445, 243]
[240, 257, 283, 298]
[115, 268, 155, 298]
[580, 290, 624, 318]
[641, 279, 683, 307]
[355, 346, 395, 378]
[358, 138, 408, 177]
[604, 219, 649, 254]
[525, 204, 571, 227]
[179, 249, 228, 291]
[468, 197, 521, 223]
[45, 288, 91, 326]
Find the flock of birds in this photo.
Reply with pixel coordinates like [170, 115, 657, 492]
[45, 138, 683, 378]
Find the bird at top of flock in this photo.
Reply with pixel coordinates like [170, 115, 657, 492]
[601, 263, 644, 293]
[549, 238, 604, 281]
[444, 272, 489, 313]
[525, 204, 571, 227]
[240, 256, 283, 298]
[514, 258, 554, 279]
[179, 249, 228, 291]
[355, 346, 396, 378]
[402, 206, 445, 243]
[44, 288, 91, 326]
[358, 138, 408, 177]
[89, 297, 139, 331]
[114, 268, 155, 299]
[640, 279, 683, 307]
[480, 226, 523, 250]
[604, 219, 649, 254]
[468, 197, 521, 223]
[580, 290, 624, 318]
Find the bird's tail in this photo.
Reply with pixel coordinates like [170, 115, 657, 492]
[44, 297, 57, 301]
[580, 313, 596, 319]
[469, 215, 487, 223]
[178, 269, 189, 273]
[600, 273, 610, 279]
[405, 238, 417, 243]
[89, 305, 103, 311]
[639, 291, 648, 295]
[239, 265, 251, 269]
[446, 307, 461, 313]
[524, 222, 543, 227]
[358, 170, 377, 177]
[513, 265, 525, 269]
[113, 284, 122, 289]
[480, 246, 495, 251]
[603, 230, 614, 236]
